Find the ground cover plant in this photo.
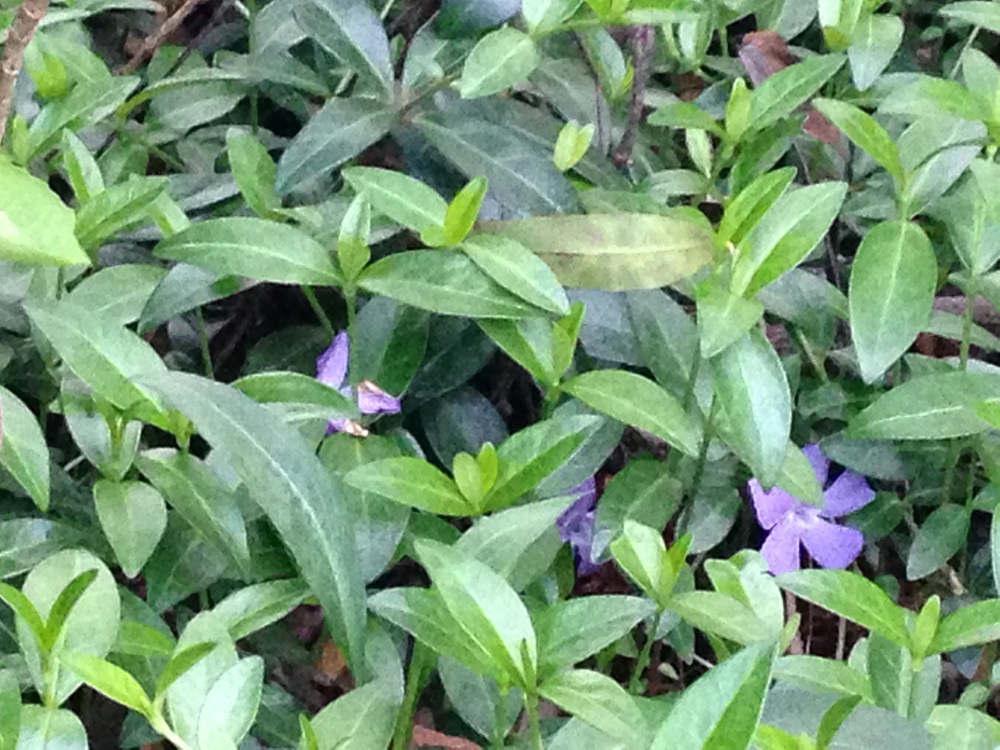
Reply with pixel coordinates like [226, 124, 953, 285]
[6, 0, 1000, 747]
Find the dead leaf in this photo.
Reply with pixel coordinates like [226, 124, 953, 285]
[412, 726, 483, 749]
[317, 640, 348, 681]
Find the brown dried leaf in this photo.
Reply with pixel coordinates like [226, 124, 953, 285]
[412, 726, 483, 749]
[316, 640, 348, 680]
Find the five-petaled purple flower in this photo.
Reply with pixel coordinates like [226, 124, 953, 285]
[749, 444, 874, 576]
[556, 478, 600, 575]
[316, 331, 401, 436]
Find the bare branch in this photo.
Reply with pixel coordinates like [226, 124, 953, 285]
[121, 0, 210, 75]
[613, 25, 654, 168]
[0, 0, 49, 146]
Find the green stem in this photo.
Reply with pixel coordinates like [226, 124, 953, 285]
[794, 327, 828, 384]
[491, 687, 510, 748]
[628, 611, 660, 694]
[392, 642, 432, 750]
[524, 692, 544, 750]
[151, 715, 196, 750]
[960, 279, 977, 371]
[949, 26, 979, 80]
[541, 385, 562, 420]
[302, 285, 335, 338]
[345, 287, 358, 352]
[194, 308, 214, 378]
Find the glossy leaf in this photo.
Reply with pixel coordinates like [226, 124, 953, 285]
[906, 505, 970, 581]
[226, 129, 279, 217]
[539, 669, 644, 741]
[562, 370, 701, 457]
[0, 386, 49, 511]
[342, 166, 448, 233]
[93, 480, 167, 578]
[154, 217, 341, 286]
[276, 98, 396, 195]
[140, 373, 367, 675]
[58, 653, 151, 716]
[463, 234, 570, 316]
[749, 54, 846, 131]
[813, 99, 903, 184]
[460, 27, 539, 98]
[345, 457, 471, 516]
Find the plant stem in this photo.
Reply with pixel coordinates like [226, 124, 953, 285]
[629, 612, 660, 694]
[302, 285, 335, 338]
[960, 281, 977, 371]
[392, 642, 432, 750]
[345, 287, 358, 353]
[491, 687, 510, 748]
[0, 0, 48, 146]
[194, 308, 214, 378]
[524, 692, 544, 750]
[949, 27, 979, 80]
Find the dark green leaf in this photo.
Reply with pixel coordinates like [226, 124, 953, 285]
[906, 505, 970, 581]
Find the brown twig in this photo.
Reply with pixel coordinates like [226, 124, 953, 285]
[120, 0, 210, 74]
[613, 25, 654, 168]
[0, 0, 49, 146]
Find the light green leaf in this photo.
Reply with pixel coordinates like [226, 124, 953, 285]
[930, 599, 1000, 653]
[463, 235, 571, 316]
[345, 457, 471, 516]
[539, 669, 645, 742]
[93, 480, 167, 578]
[460, 27, 540, 98]
[0, 161, 89, 267]
[813, 99, 903, 183]
[58, 653, 152, 716]
[342, 166, 448, 234]
[226, 129, 279, 217]
[68, 264, 166, 326]
[480, 213, 713, 291]
[848, 14, 903, 91]
[749, 54, 846, 131]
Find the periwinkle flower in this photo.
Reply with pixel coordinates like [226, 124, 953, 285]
[748, 444, 874, 575]
[556, 477, 600, 575]
[316, 331, 401, 436]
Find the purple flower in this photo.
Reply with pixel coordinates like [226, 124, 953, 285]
[749, 444, 875, 575]
[316, 331, 401, 436]
[556, 478, 600, 575]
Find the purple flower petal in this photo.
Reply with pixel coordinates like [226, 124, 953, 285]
[761, 517, 802, 575]
[802, 443, 830, 487]
[355, 381, 402, 416]
[821, 470, 875, 518]
[749, 479, 797, 530]
[316, 332, 350, 389]
[569, 477, 598, 506]
[801, 518, 864, 569]
[325, 417, 350, 435]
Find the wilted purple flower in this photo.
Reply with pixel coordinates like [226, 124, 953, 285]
[557, 478, 600, 575]
[749, 444, 875, 575]
[316, 331, 401, 436]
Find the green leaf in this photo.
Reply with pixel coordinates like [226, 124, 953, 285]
[648, 101, 724, 135]
[813, 99, 903, 184]
[539, 669, 645, 741]
[773, 655, 871, 698]
[713, 331, 791, 487]
[849, 221, 937, 383]
[140, 372, 367, 676]
[345, 457, 471, 516]
[442, 176, 488, 246]
[28, 76, 139, 159]
[67, 264, 166, 327]
[0, 583, 46, 647]
[460, 27, 540, 98]
[696, 277, 764, 358]
[732, 181, 847, 297]
[479, 213, 713, 291]
[418, 117, 577, 216]
[154, 642, 218, 697]
[610, 520, 668, 604]
[212, 579, 310, 641]
[848, 14, 904, 91]
[479, 317, 560, 385]
[196, 656, 264, 748]
[906, 505, 970, 581]
[368, 587, 496, 676]
[154, 217, 341, 286]
[136, 449, 251, 575]
[276, 97, 396, 195]
[716, 168, 797, 248]
[463, 235, 571, 316]
[291, 0, 392, 93]
[24, 299, 170, 427]
[414, 539, 537, 687]
[17, 550, 120, 706]
[438, 657, 520, 742]
[777, 569, 909, 647]
[649, 640, 777, 750]
[306, 665, 402, 749]
[562, 370, 702, 457]
[339, 193, 374, 280]
[941, 1, 1000, 35]
[535, 595, 654, 677]
[486, 415, 598, 511]
[0, 161, 90, 267]
[42, 569, 99, 653]
[59, 130, 104, 202]
[0, 386, 49, 511]
[671, 591, 775, 645]
[226, 129, 278, 217]
[0, 671, 19, 750]
[359, 249, 547, 319]
[74, 176, 167, 250]
[93, 480, 167, 579]
[231, 371, 357, 417]
[930, 599, 1000, 653]
[553, 121, 595, 172]
[342, 167, 448, 234]
[58, 653, 151, 716]
[749, 54, 846, 131]
[847, 372, 1000, 440]
[17, 705, 87, 749]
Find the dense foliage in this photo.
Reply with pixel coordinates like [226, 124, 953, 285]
[6, 0, 1000, 747]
